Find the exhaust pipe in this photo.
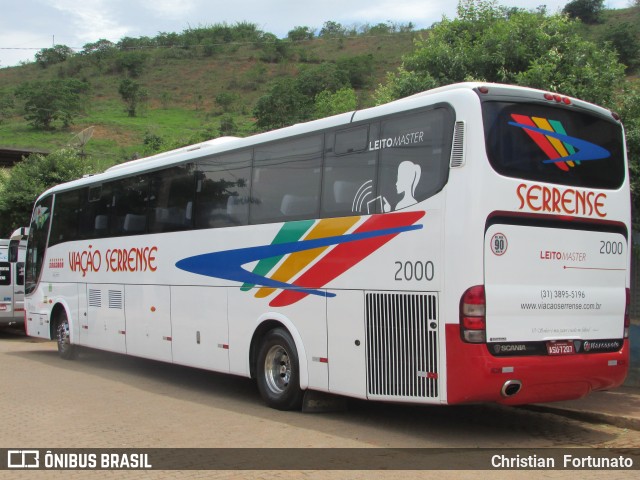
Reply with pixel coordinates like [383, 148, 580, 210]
[501, 380, 522, 397]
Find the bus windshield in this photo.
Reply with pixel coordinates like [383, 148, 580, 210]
[482, 101, 625, 190]
[25, 196, 52, 295]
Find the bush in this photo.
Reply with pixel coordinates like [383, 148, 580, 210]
[253, 78, 310, 130]
[337, 55, 375, 88]
[377, 0, 625, 106]
[219, 115, 238, 136]
[0, 149, 91, 235]
[314, 87, 357, 118]
[215, 92, 239, 113]
[295, 63, 348, 98]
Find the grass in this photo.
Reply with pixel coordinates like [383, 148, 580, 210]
[0, 9, 637, 172]
[0, 31, 417, 171]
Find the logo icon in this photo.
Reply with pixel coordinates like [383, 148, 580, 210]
[176, 211, 425, 307]
[33, 205, 50, 230]
[509, 114, 610, 172]
[8, 450, 40, 469]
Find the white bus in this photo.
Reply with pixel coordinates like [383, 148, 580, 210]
[0, 228, 27, 327]
[24, 83, 630, 409]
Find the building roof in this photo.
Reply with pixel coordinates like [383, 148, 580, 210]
[0, 147, 48, 168]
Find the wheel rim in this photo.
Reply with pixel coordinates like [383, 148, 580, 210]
[57, 321, 70, 352]
[264, 345, 291, 395]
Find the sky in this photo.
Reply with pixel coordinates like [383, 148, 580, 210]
[0, 0, 633, 68]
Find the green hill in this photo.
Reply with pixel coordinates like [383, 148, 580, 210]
[0, 6, 638, 173]
[0, 25, 416, 172]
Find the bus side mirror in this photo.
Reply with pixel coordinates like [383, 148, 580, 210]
[8, 240, 19, 263]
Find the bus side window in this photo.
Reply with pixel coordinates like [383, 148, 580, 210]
[111, 175, 149, 235]
[377, 108, 454, 211]
[78, 187, 98, 239]
[321, 125, 379, 218]
[79, 185, 111, 239]
[149, 164, 195, 233]
[49, 190, 81, 246]
[251, 135, 323, 224]
[195, 150, 252, 229]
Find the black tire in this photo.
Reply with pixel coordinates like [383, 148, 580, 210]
[256, 328, 304, 411]
[55, 311, 77, 360]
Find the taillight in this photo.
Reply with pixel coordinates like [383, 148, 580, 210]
[460, 285, 486, 343]
[624, 287, 630, 339]
[543, 92, 571, 105]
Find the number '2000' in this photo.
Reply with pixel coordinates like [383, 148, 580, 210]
[600, 241, 623, 255]
[394, 261, 434, 281]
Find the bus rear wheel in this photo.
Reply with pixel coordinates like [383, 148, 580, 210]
[256, 328, 304, 410]
[55, 311, 77, 360]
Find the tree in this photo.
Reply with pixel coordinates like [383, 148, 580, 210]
[82, 39, 116, 55]
[118, 78, 149, 117]
[288, 26, 315, 42]
[253, 62, 351, 129]
[35, 45, 74, 68]
[253, 78, 309, 130]
[515, 33, 625, 107]
[337, 55, 375, 88]
[376, 0, 625, 106]
[15, 79, 89, 129]
[295, 63, 349, 98]
[602, 23, 640, 71]
[114, 51, 149, 78]
[0, 149, 91, 235]
[563, 0, 604, 24]
[258, 34, 293, 63]
[0, 93, 14, 124]
[314, 87, 357, 118]
[319, 21, 347, 38]
[374, 67, 438, 105]
[81, 39, 117, 71]
[614, 86, 640, 223]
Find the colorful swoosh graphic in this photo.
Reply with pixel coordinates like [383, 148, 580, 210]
[175, 211, 425, 307]
[510, 114, 610, 172]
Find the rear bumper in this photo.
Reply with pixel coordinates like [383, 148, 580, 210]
[445, 324, 629, 405]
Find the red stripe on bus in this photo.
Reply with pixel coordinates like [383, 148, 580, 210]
[511, 114, 569, 171]
[270, 211, 425, 307]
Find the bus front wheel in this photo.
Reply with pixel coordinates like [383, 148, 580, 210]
[55, 311, 77, 360]
[256, 328, 304, 410]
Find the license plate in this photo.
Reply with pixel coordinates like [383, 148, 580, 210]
[546, 341, 575, 355]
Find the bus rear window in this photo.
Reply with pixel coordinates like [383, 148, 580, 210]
[482, 101, 625, 189]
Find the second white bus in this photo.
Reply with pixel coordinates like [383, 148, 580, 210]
[0, 228, 27, 328]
